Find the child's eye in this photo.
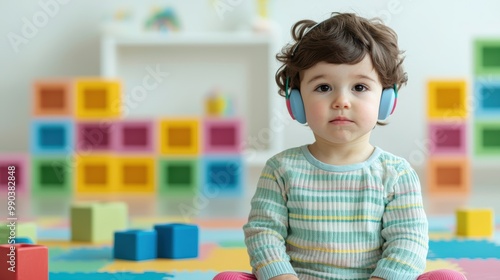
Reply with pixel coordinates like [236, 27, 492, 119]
[353, 84, 368, 92]
[315, 84, 331, 93]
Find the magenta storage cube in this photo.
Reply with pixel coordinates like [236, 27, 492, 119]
[76, 122, 113, 152]
[203, 118, 243, 154]
[0, 154, 29, 193]
[113, 120, 155, 153]
[428, 122, 467, 155]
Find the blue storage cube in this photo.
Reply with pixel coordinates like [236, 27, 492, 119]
[113, 230, 157, 261]
[202, 156, 244, 197]
[31, 119, 74, 154]
[154, 223, 198, 259]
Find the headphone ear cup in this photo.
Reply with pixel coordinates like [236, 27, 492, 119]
[378, 87, 396, 121]
[289, 89, 307, 124]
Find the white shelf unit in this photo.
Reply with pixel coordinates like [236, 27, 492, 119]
[100, 32, 284, 165]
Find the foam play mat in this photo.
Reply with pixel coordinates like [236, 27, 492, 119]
[29, 216, 500, 279]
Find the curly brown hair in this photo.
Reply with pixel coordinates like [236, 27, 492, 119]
[275, 12, 408, 98]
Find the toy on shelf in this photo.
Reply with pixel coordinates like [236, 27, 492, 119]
[456, 208, 494, 238]
[204, 89, 234, 117]
[144, 7, 181, 32]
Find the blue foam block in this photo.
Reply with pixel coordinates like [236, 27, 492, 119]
[154, 223, 198, 259]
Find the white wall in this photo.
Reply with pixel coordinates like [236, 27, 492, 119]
[2, 0, 500, 171]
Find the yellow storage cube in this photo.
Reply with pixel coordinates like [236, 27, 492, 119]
[159, 118, 200, 155]
[117, 156, 156, 193]
[76, 155, 117, 193]
[76, 78, 122, 119]
[427, 80, 467, 119]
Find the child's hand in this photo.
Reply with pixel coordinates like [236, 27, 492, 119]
[270, 274, 299, 280]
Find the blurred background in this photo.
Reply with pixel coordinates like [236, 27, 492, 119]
[2, 1, 500, 278]
[1, 0, 500, 216]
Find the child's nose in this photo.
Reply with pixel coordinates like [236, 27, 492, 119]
[332, 92, 351, 109]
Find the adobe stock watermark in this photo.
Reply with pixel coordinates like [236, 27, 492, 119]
[408, 77, 495, 166]
[7, 0, 72, 53]
[212, 0, 244, 20]
[51, 64, 169, 180]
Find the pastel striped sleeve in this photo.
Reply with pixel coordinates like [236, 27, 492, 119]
[372, 160, 429, 280]
[243, 158, 297, 279]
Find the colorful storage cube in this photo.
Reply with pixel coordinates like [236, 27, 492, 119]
[117, 156, 155, 193]
[474, 39, 500, 75]
[428, 122, 467, 155]
[114, 120, 155, 153]
[31, 157, 72, 195]
[0, 154, 29, 193]
[76, 79, 121, 119]
[427, 157, 470, 194]
[33, 79, 73, 116]
[76, 122, 114, 152]
[202, 156, 244, 197]
[159, 118, 199, 155]
[76, 155, 116, 193]
[474, 121, 500, 156]
[31, 119, 74, 154]
[427, 80, 467, 119]
[203, 118, 243, 154]
[158, 158, 199, 195]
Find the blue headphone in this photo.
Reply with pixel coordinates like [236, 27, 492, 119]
[285, 78, 398, 124]
[284, 18, 398, 124]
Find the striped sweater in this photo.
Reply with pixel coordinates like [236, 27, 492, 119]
[243, 145, 428, 280]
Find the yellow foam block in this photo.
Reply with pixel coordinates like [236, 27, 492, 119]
[456, 208, 494, 238]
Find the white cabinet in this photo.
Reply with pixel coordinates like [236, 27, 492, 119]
[100, 32, 284, 165]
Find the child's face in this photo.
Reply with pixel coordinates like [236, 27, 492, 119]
[299, 55, 383, 146]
